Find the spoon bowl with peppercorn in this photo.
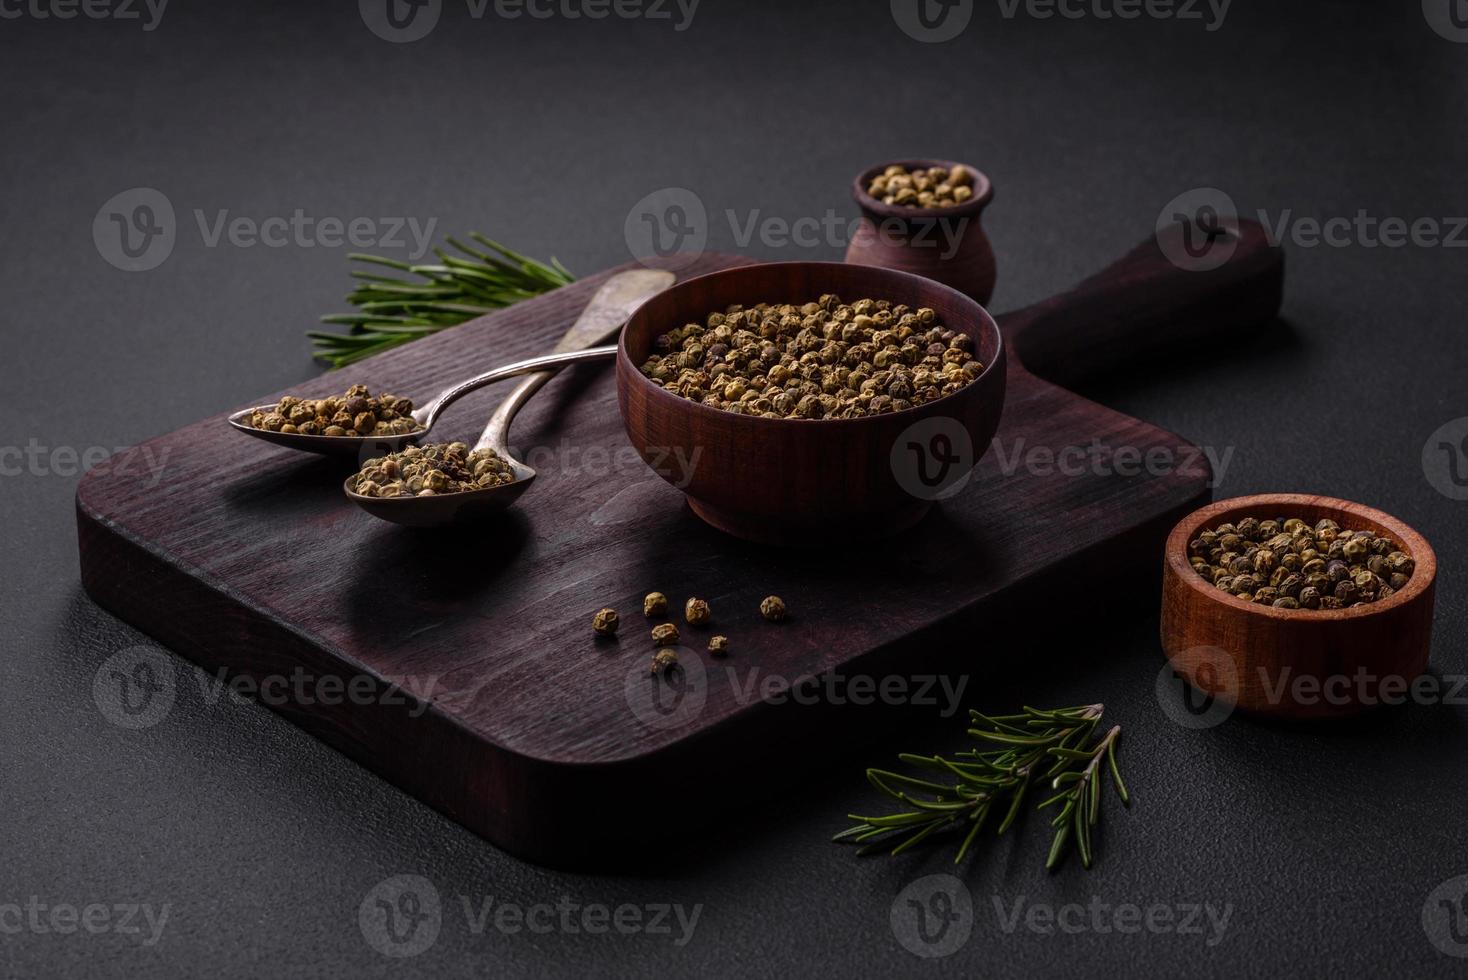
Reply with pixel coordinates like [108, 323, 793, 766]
[339, 270, 676, 527]
[228, 346, 628, 458]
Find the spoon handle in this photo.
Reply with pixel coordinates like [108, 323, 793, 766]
[476, 269, 675, 455]
[478, 370, 558, 455]
[415, 346, 615, 429]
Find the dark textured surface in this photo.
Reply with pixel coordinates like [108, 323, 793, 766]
[2, 1, 1466, 976]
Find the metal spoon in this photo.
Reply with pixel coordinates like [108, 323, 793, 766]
[227, 269, 674, 458]
[343, 269, 674, 527]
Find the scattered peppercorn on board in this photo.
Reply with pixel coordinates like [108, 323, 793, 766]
[77, 225, 1283, 866]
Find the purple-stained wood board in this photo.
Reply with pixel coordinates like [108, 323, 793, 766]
[77, 227, 1283, 866]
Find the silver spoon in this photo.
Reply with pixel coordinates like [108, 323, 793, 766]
[343, 269, 674, 527]
[227, 269, 674, 458]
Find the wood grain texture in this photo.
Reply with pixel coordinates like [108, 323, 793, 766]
[843, 158, 997, 304]
[76, 226, 1283, 866]
[1161, 493, 1437, 719]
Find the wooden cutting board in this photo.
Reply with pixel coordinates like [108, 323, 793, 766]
[77, 223, 1283, 867]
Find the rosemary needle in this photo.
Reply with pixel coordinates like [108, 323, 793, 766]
[310, 233, 574, 369]
[835, 704, 1130, 872]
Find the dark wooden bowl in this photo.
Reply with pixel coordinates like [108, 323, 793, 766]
[615, 262, 1006, 545]
[844, 158, 997, 304]
[1161, 493, 1438, 720]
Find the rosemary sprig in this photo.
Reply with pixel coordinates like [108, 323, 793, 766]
[835, 703, 1130, 871]
[308, 233, 574, 368]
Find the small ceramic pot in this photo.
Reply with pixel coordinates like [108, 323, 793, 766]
[844, 159, 996, 304]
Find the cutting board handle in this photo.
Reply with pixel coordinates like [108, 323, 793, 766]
[997, 218, 1284, 386]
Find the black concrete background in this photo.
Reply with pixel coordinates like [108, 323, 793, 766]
[3, 0, 1467, 976]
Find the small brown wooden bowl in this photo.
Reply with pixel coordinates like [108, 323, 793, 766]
[1161, 494, 1438, 720]
[845, 158, 996, 304]
[615, 261, 1006, 545]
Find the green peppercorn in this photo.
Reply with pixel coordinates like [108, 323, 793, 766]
[640, 295, 981, 419]
[1189, 516, 1412, 611]
[684, 598, 711, 626]
[592, 607, 619, 637]
[760, 595, 787, 621]
[643, 592, 669, 618]
[651, 623, 679, 646]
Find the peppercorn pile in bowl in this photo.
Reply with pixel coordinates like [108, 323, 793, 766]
[1187, 516, 1415, 610]
[637, 294, 984, 420]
